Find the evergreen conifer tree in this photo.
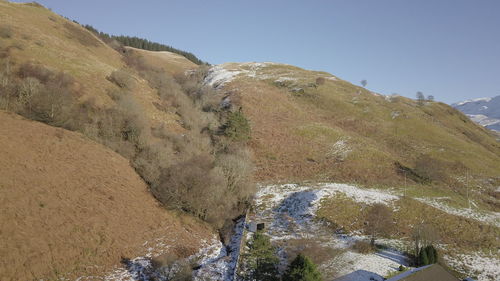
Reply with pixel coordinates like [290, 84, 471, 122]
[283, 254, 323, 281]
[242, 231, 279, 281]
[418, 246, 429, 266]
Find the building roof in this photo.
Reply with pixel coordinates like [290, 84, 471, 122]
[387, 264, 459, 281]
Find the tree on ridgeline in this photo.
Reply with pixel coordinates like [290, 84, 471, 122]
[416, 91, 425, 105]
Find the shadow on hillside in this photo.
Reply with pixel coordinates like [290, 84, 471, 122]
[375, 248, 409, 267]
[121, 257, 150, 280]
[269, 190, 319, 233]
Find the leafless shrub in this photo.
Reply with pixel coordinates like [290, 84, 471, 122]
[352, 240, 374, 254]
[17, 77, 41, 111]
[18, 62, 53, 83]
[107, 69, 135, 89]
[315, 77, 325, 86]
[155, 154, 226, 220]
[364, 203, 394, 245]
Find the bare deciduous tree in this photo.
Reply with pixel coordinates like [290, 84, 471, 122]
[416, 91, 425, 105]
[412, 223, 439, 264]
[365, 203, 394, 245]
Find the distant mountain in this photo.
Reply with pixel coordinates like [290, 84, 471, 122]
[452, 96, 500, 131]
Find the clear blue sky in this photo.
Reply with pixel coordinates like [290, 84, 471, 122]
[16, 0, 500, 103]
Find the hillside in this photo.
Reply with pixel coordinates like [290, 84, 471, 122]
[0, 111, 213, 280]
[124, 46, 197, 75]
[203, 63, 500, 280]
[452, 96, 500, 132]
[0, 1, 250, 280]
[0, 0, 185, 132]
[206, 62, 500, 192]
[0, 1, 499, 280]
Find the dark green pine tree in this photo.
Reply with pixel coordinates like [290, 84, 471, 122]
[425, 245, 438, 264]
[243, 231, 280, 281]
[283, 254, 323, 281]
[418, 246, 429, 266]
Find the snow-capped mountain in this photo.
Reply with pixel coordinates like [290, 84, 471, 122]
[452, 96, 500, 132]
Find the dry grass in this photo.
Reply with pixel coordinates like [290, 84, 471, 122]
[0, 111, 213, 280]
[316, 195, 499, 255]
[222, 62, 500, 203]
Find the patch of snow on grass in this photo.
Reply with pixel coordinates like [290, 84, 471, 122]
[415, 197, 500, 227]
[252, 183, 405, 279]
[193, 218, 246, 281]
[327, 139, 352, 161]
[204, 64, 242, 89]
[445, 253, 500, 281]
[274, 77, 296, 83]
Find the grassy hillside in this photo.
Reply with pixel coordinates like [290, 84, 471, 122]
[0, 1, 184, 130]
[124, 46, 197, 75]
[0, 111, 213, 280]
[0, 1, 254, 278]
[0, 0, 254, 225]
[210, 62, 499, 210]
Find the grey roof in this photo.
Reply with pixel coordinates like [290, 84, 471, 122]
[387, 264, 459, 281]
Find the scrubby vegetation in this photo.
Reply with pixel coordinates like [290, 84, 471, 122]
[0, 40, 253, 228]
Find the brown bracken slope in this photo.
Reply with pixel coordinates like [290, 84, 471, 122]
[0, 111, 212, 280]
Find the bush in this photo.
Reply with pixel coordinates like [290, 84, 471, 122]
[18, 62, 53, 83]
[107, 69, 135, 89]
[224, 110, 251, 142]
[352, 240, 374, 254]
[315, 77, 325, 86]
[283, 254, 323, 281]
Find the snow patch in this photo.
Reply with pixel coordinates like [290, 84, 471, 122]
[253, 183, 406, 279]
[414, 197, 500, 227]
[445, 253, 500, 281]
[455, 97, 492, 106]
[467, 114, 500, 127]
[328, 139, 352, 161]
[204, 64, 242, 89]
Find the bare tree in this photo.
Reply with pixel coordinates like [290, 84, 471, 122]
[416, 91, 425, 105]
[411, 223, 439, 264]
[427, 95, 434, 102]
[365, 203, 394, 245]
[361, 79, 367, 88]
